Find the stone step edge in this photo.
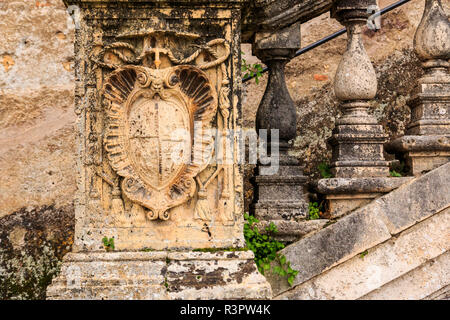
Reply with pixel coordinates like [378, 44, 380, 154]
[267, 162, 450, 296]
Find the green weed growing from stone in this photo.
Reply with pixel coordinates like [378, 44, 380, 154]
[102, 237, 115, 252]
[390, 160, 408, 177]
[308, 202, 321, 220]
[389, 170, 402, 177]
[318, 162, 333, 178]
[243, 213, 299, 286]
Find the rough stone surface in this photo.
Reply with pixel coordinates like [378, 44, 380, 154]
[251, 22, 309, 242]
[375, 162, 450, 234]
[0, 0, 76, 219]
[243, 0, 450, 210]
[255, 219, 329, 243]
[242, 0, 333, 34]
[276, 207, 450, 300]
[1, 0, 446, 218]
[47, 251, 272, 300]
[316, 176, 413, 218]
[360, 251, 450, 300]
[424, 285, 450, 300]
[1, 0, 449, 300]
[385, 0, 450, 175]
[63, 0, 249, 254]
[268, 161, 450, 297]
[46, 0, 273, 300]
[0, 205, 74, 300]
[316, 176, 413, 194]
[266, 206, 392, 296]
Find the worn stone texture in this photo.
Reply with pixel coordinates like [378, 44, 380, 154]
[45, 0, 274, 300]
[360, 251, 450, 300]
[266, 204, 392, 295]
[374, 162, 450, 234]
[251, 22, 310, 241]
[1, 0, 446, 218]
[0, 0, 76, 218]
[242, 0, 450, 189]
[255, 219, 329, 243]
[242, 0, 333, 35]
[276, 207, 450, 300]
[385, 0, 450, 175]
[47, 251, 272, 300]
[0, 205, 74, 300]
[61, 0, 249, 253]
[424, 284, 450, 300]
[268, 161, 450, 297]
[1, 0, 449, 300]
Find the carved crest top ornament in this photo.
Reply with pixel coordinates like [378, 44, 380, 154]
[96, 31, 231, 221]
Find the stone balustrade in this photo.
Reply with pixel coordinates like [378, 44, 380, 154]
[252, 0, 449, 225]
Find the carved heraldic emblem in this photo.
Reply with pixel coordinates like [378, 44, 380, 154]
[102, 65, 217, 220]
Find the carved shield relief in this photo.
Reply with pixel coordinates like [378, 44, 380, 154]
[102, 65, 217, 220]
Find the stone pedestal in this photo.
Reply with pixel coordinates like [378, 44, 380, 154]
[386, 0, 450, 175]
[386, 136, 450, 175]
[48, 0, 271, 300]
[316, 177, 413, 218]
[250, 23, 309, 242]
[252, 160, 309, 242]
[317, 0, 396, 218]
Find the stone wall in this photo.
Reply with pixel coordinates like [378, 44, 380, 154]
[0, 0, 76, 299]
[0, 0, 76, 220]
[0, 0, 448, 299]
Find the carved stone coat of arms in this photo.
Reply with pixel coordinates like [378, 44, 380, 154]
[91, 31, 234, 224]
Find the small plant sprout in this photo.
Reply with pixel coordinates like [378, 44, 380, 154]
[360, 250, 369, 259]
[102, 237, 115, 252]
[308, 202, 321, 220]
[242, 52, 264, 84]
[318, 162, 333, 178]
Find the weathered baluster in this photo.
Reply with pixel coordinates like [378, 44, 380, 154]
[317, 0, 409, 218]
[251, 22, 310, 242]
[386, 0, 450, 175]
[329, 0, 389, 179]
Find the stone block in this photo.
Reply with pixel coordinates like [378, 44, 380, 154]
[386, 135, 450, 175]
[317, 177, 413, 218]
[255, 219, 329, 242]
[47, 251, 272, 300]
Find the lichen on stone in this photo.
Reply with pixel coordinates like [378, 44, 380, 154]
[0, 205, 74, 300]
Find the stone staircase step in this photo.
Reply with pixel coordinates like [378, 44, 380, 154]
[267, 162, 450, 297]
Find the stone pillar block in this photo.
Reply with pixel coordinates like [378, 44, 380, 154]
[47, 0, 271, 300]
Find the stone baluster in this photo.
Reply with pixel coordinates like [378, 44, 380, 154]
[386, 0, 450, 175]
[329, 0, 389, 179]
[251, 22, 310, 242]
[316, 0, 410, 218]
